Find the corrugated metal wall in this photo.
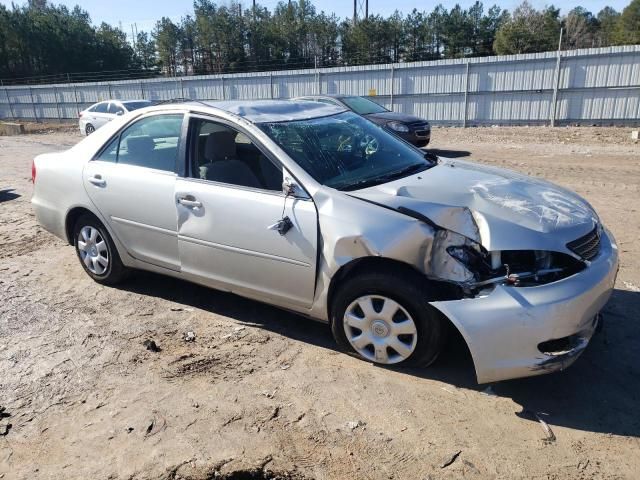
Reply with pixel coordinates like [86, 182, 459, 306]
[1, 45, 639, 126]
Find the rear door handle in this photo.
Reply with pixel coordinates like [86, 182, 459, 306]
[177, 195, 202, 208]
[88, 174, 106, 187]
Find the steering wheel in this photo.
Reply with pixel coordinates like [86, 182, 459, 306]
[360, 134, 379, 156]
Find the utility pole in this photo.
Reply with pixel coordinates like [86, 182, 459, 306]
[353, 0, 369, 23]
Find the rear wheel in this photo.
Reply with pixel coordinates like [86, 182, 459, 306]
[73, 214, 128, 285]
[331, 271, 446, 367]
[85, 124, 95, 135]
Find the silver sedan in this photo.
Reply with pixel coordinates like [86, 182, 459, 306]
[32, 100, 618, 383]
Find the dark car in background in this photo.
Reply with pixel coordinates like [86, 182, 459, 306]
[296, 94, 431, 147]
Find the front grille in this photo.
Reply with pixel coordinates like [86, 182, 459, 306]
[567, 226, 601, 261]
[408, 121, 430, 131]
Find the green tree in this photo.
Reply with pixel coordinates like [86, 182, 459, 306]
[153, 17, 181, 75]
[135, 31, 157, 70]
[494, 1, 561, 55]
[613, 0, 640, 44]
[596, 7, 620, 46]
[564, 7, 598, 49]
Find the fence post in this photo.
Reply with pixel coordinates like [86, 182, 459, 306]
[180, 78, 185, 98]
[4, 86, 15, 120]
[550, 28, 563, 127]
[463, 61, 470, 128]
[140, 81, 145, 99]
[270, 72, 274, 99]
[54, 85, 61, 120]
[69, 74, 80, 117]
[315, 56, 320, 95]
[108, 83, 112, 99]
[29, 86, 38, 122]
[390, 64, 395, 110]
[221, 76, 226, 100]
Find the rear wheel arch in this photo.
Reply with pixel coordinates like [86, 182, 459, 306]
[65, 207, 99, 245]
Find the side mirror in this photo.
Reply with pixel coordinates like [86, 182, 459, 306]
[116, 110, 124, 116]
[282, 176, 308, 199]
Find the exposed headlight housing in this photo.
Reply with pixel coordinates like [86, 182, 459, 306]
[447, 246, 585, 291]
[387, 121, 410, 133]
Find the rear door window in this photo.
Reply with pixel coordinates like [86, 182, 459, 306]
[114, 114, 184, 172]
[93, 114, 184, 171]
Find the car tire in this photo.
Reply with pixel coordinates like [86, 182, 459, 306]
[85, 124, 95, 135]
[73, 214, 128, 285]
[330, 271, 447, 367]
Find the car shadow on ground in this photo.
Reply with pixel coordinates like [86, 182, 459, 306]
[0, 189, 20, 203]
[425, 148, 471, 158]
[120, 272, 640, 437]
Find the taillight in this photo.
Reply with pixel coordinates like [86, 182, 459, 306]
[31, 159, 36, 183]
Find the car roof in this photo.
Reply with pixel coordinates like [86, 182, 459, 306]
[149, 99, 348, 123]
[121, 99, 151, 104]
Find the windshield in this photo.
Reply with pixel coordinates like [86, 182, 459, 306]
[259, 112, 434, 191]
[340, 96, 388, 115]
[123, 101, 152, 111]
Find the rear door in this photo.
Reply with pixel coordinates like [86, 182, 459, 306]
[83, 112, 186, 270]
[175, 115, 318, 307]
[107, 102, 125, 120]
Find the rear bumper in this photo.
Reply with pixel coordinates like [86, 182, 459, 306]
[431, 228, 619, 383]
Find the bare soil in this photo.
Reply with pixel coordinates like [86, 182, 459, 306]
[1, 126, 639, 480]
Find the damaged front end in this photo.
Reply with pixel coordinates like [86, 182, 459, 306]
[310, 170, 618, 384]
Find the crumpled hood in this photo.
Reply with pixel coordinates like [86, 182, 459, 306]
[349, 159, 598, 252]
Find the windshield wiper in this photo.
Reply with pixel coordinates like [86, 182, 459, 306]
[336, 163, 431, 191]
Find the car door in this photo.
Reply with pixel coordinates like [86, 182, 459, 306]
[175, 115, 318, 308]
[91, 102, 112, 128]
[83, 112, 186, 271]
[107, 102, 125, 121]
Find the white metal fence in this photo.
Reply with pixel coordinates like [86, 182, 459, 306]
[1, 45, 639, 126]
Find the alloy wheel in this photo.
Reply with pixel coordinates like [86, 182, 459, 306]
[77, 226, 109, 275]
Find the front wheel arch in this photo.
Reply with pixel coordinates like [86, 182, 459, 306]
[327, 257, 459, 321]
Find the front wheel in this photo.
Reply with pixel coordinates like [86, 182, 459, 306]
[73, 214, 128, 285]
[330, 272, 446, 367]
[85, 124, 95, 135]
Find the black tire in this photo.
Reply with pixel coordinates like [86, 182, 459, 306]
[330, 271, 447, 367]
[73, 213, 128, 285]
[85, 124, 95, 135]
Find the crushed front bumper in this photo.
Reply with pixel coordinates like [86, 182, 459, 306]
[430, 228, 619, 384]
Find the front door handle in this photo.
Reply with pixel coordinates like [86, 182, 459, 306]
[177, 195, 202, 208]
[88, 174, 106, 187]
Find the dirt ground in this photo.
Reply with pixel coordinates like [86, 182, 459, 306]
[0, 126, 639, 480]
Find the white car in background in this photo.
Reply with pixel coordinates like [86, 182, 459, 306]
[79, 100, 152, 135]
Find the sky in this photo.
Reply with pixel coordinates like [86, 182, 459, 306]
[0, 0, 631, 40]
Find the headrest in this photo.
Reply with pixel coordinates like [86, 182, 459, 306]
[126, 135, 154, 156]
[204, 131, 237, 162]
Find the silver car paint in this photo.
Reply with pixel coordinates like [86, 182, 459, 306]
[33, 101, 619, 384]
